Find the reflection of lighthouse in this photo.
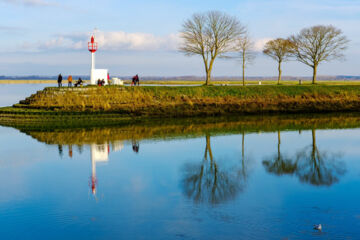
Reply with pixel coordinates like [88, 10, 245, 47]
[90, 141, 124, 196]
[90, 143, 109, 195]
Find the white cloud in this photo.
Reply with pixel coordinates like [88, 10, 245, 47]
[253, 38, 273, 52]
[1, 0, 56, 7]
[22, 31, 181, 52]
[23, 30, 269, 53]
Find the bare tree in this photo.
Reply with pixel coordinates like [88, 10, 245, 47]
[179, 11, 246, 85]
[290, 25, 349, 84]
[263, 38, 294, 84]
[232, 34, 256, 86]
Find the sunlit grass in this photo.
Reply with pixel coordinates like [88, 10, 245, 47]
[1, 85, 360, 117]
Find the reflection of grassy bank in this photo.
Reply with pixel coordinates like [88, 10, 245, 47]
[2, 85, 360, 117]
[13, 113, 360, 145]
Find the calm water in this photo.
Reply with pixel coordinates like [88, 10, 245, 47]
[1, 85, 360, 239]
[0, 123, 360, 240]
[0, 84, 52, 107]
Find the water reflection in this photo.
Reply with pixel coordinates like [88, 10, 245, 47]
[132, 140, 140, 153]
[262, 131, 296, 175]
[263, 129, 345, 186]
[1, 114, 360, 239]
[57, 145, 63, 158]
[90, 141, 124, 196]
[181, 134, 250, 205]
[9, 114, 355, 200]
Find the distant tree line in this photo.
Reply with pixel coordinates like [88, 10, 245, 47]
[180, 11, 349, 85]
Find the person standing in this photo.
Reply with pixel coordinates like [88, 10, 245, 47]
[131, 75, 135, 86]
[57, 74, 63, 87]
[135, 74, 140, 86]
[68, 75, 73, 87]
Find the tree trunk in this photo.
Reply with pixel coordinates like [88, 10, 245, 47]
[202, 54, 210, 86]
[206, 71, 211, 86]
[242, 52, 246, 86]
[278, 61, 282, 85]
[312, 65, 317, 84]
[206, 58, 215, 86]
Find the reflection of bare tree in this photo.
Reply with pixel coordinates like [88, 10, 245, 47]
[181, 134, 248, 205]
[295, 129, 345, 186]
[263, 129, 345, 186]
[240, 131, 250, 182]
[263, 131, 296, 175]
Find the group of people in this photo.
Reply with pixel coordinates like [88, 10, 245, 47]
[97, 79, 106, 86]
[57, 73, 140, 87]
[57, 74, 83, 88]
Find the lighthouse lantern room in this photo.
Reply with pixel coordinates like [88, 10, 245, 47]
[88, 34, 109, 85]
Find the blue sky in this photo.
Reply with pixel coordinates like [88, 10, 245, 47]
[0, 0, 359, 77]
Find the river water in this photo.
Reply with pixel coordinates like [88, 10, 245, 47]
[0, 85, 360, 239]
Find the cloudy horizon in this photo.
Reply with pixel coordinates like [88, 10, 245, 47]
[0, 0, 359, 77]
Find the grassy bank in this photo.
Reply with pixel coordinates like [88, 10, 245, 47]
[1, 85, 360, 123]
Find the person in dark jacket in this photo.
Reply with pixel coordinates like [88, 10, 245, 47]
[135, 74, 140, 86]
[57, 74, 63, 87]
[132, 74, 140, 86]
[74, 77, 83, 87]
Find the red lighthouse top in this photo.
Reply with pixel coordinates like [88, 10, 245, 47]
[88, 35, 98, 53]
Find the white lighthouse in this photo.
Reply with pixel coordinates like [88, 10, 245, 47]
[88, 34, 109, 85]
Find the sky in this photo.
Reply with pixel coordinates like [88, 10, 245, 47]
[0, 0, 359, 77]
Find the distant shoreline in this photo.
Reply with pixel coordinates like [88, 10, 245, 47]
[1, 79, 360, 85]
[0, 80, 90, 84]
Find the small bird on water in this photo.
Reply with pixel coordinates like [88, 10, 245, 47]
[314, 224, 322, 231]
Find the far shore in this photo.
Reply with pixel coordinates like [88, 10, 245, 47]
[1, 79, 360, 85]
[0, 80, 89, 84]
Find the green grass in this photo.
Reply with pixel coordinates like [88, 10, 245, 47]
[1, 85, 360, 120]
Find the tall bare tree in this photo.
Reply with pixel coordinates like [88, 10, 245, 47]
[179, 11, 246, 85]
[290, 25, 349, 84]
[232, 35, 256, 86]
[263, 38, 294, 84]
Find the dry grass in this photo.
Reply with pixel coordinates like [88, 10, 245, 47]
[14, 85, 360, 116]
